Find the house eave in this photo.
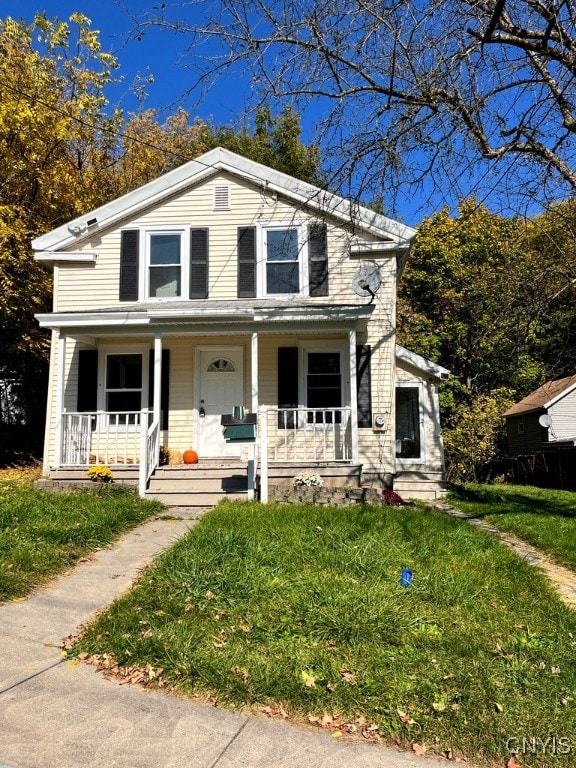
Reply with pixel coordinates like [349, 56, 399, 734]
[35, 252, 97, 268]
[395, 344, 450, 381]
[35, 311, 150, 329]
[32, 148, 417, 254]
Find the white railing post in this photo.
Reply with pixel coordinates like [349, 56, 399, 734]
[138, 409, 148, 498]
[260, 407, 269, 502]
[349, 330, 359, 463]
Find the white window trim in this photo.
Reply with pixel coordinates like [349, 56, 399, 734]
[257, 221, 308, 299]
[298, 340, 350, 427]
[395, 380, 426, 466]
[139, 226, 190, 302]
[97, 345, 150, 426]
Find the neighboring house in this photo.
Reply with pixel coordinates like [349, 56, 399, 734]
[504, 374, 576, 456]
[33, 147, 449, 502]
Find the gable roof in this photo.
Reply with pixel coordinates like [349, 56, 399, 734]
[32, 147, 417, 254]
[503, 374, 576, 417]
[395, 345, 450, 381]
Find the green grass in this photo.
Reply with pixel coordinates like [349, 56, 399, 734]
[0, 482, 162, 602]
[449, 483, 576, 571]
[73, 501, 576, 766]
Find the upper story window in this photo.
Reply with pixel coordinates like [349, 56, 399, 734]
[148, 233, 185, 298]
[264, 226, 304, 295]
[120, 227, 207, 303]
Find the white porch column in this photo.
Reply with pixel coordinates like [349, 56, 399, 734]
[153, 333, 162, 427]
[349, 330, 359, 464]
[260, 406, 269, 503]
[54, 331, 67, 468]
[248, 332, 259, 500]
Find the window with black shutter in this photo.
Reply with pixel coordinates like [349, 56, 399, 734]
[119, 230, 139, 301]
[238, 227, 256, 297]
[77, 349, 98, 412]
[277, 347, 299, 428]
[308, 222, 328, 296]
[190, 228, 208, 299]
[356, 345, 372, 428]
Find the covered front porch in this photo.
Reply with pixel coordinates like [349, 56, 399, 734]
[39, 302, 376, 502]
[57, 405, 360, 501]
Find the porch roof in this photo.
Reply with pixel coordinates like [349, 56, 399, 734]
[35, 300, 374, 334]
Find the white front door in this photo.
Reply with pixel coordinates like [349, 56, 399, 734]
[198, 347, 244, 457]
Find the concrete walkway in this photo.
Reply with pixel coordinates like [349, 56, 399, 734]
[0, 512, 448, 768]
[432, 502, 576, 607]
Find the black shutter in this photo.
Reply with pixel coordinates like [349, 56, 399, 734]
[278, 347, 299, 429]
[190, 228, 208, 299]
[357, 344, 372, 428]
[308, 221, 328, 296]
[238, 226, 256, 298]
[148, 349, 170, 430]
[77, 349, 98, 412]
[119, 230, 139, 301]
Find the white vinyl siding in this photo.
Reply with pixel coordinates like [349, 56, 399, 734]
[53, 172, 386, 310]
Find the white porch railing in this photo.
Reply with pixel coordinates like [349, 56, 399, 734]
[60, 410, 160, 498]
[61, 411, 146, 467]
[263, 407, 353, 463]
[139, 416, 160, 497]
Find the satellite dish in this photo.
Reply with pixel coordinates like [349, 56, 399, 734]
[352, 264, 382, 302]
[539, 414, 552, 428]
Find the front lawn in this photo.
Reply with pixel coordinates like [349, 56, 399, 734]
[73, 501, 576, 767]
[0, 482, 162, 602]
[449, 483, 576, 572]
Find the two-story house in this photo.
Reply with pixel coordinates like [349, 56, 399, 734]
[33, 148, 448, 503]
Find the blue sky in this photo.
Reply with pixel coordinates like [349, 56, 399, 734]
[13, 0, 252, 122]
[9, 1, 514, 225]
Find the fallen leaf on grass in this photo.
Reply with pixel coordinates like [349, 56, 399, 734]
[411, 742, 426, 756]
[301, 671, 316, 687]
[507, 758, 521, 768]
[396, 708, 417, 725]
[339, 668, 357, 685]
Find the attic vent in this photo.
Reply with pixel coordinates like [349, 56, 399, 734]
[214, 185, 230, 211]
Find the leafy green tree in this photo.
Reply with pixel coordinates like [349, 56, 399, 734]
[214, 105, 323, 185]
[443, 389, 515, 483]
[398, 200, 546, 401]
[396, 199, 574, 480]
[0, 13, 121, 456]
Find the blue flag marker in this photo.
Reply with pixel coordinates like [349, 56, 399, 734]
[400, 568, 413, 587]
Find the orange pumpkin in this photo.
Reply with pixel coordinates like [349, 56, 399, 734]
[183, 449, 199, 464]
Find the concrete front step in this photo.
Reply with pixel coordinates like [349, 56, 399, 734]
[148, 477, 248, 492]
[147, 462, 249, 508]
[146, 491, 248, 507]
[393, 482, 448, 501]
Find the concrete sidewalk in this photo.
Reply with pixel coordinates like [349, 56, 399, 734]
[0, 512, 448, 768]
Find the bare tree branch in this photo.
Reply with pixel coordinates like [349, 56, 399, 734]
[132, 0, 576, 215]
